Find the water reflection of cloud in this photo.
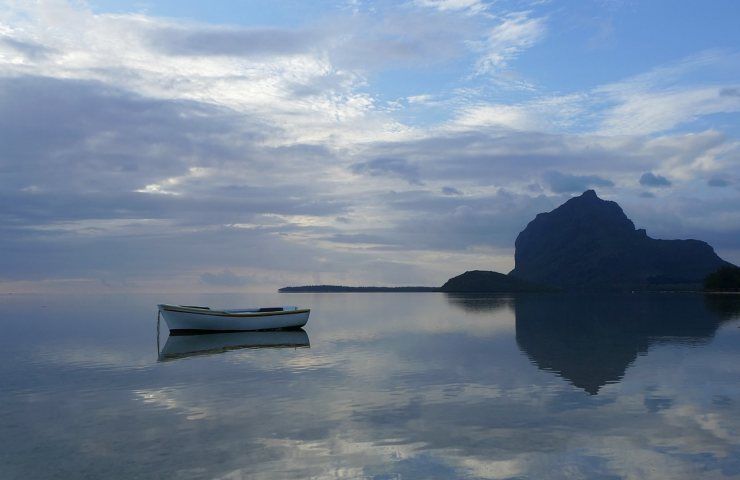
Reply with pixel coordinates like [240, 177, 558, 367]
[32, 343, 152, 371]
[134, 388, 209, 420]
[213, 437, 429, 479]
[309, 293, 516, 343]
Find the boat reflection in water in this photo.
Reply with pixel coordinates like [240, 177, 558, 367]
[446, 293, 739, 395]
[158, 329, 310, 361]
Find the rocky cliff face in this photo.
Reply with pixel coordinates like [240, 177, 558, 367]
[509, 190, 732, 290]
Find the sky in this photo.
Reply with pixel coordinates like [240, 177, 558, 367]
[1, 0, 739, 292]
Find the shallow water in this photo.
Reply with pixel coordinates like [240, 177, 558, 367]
[1, 292, 739, 479]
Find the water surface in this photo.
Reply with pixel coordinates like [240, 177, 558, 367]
[1, 293, 739, 479]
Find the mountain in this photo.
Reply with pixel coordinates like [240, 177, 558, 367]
[440, 270, 551, 293]
[509, 190, 732, 290]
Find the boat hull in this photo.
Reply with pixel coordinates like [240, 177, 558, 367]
[159, 306, 310, 334]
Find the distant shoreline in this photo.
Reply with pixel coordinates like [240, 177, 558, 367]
[278, 285, 736, 294]
[278, 285, 439, 293]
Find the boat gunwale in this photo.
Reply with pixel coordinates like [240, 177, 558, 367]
[158, 304, 310, 317]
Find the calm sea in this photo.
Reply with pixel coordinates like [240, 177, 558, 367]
[1, 292, 739, 479]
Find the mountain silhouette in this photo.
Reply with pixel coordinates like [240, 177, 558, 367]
[509, 190, 732, 290]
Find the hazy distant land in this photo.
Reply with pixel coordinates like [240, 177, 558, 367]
[280, 272, 553, 293]
[278, 285, 440, 293]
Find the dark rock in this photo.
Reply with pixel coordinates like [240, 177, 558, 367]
[704, 265, 740, 292]
[440, 270, 551, 293]
[510, 190, 733, 290]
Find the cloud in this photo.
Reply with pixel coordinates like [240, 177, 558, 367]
[474, 11, 546, 76]
[441, 186, 462, 195]
[0, 75, 359, 288]
[200, 270, 250, 286]
[543, 171, 614, 193]
[373, 189, 556, 252]
[0, 3, 391, 148]
[351, 158, 423, 185]
[454, 51, 740, 137]
[414, 0, 487, 14]
[407, 94, 434, 105]
[147, 25, 323, 57]
[707, 177, 731, 187]
[594, 51, 740, 135]
[328, 10, 473, 71]
[325, 233, 395, 246]
[598, 86, 740, 136]
[0, 35, 55, 60]
[450, 92, 591, 133]
[453, 103, 544, 131]
[639, 172, 672, 187]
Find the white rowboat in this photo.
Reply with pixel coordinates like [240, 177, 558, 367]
[157, 304, 310, 334]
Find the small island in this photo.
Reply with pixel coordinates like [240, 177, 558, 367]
[440, 270, 553, 293]
[280, 190, 737, 293]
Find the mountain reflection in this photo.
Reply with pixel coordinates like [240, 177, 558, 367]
[446, 293, 740, 395]
[443, 294, 514, 313]
[515, 294, 739, 394]
[158, 329, 310, 361]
